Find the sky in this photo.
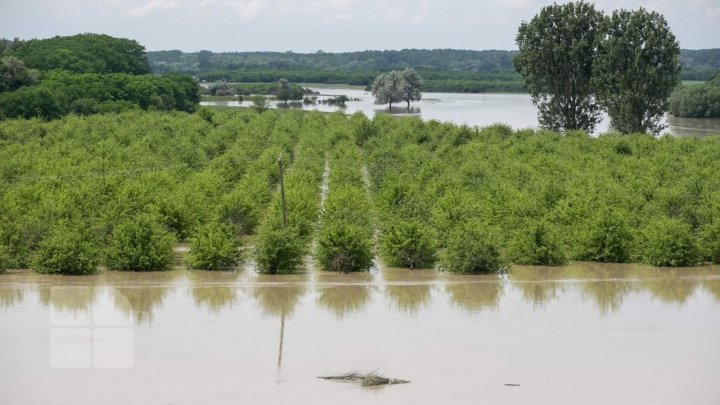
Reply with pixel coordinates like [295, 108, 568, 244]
[1, 0, 719, 52]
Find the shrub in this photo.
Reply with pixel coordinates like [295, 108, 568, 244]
[317, 223, 373, 273]
[254, 226, 305, 274]
[106, 214, 175, 271]
[0, 244, 11, 272]
[639, 217, 700, 267]
[507, 221, 566, 266]
[443, 221, 505, 274]
[187, 223, 241, 270]
[577, 211, 632, 263]
[698, 221, 720, 264]
[250, 94, 269, 113]
[380, 220, 436, 269]
[33, 223, 98, 275]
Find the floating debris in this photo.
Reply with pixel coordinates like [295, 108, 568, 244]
[318, 371, 410, 387]
[504, 383, 521, 387]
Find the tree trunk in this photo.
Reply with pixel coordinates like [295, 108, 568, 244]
[407, 100, 410, 109]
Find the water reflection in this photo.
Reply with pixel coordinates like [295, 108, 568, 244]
[382, 268, 435, 314]
[570, 263, 636, 316]
[250, 274, 309, 319]
[315, 272, 376, 319]
[107, 270, 180, 323]
[0, 286, 25, 309]
[445, 278, 503, 313]
[189, 270, 242, 312]
[510, 266, 568, 308]
[635, 266, 712, 305]
[374, 106, 421, 115]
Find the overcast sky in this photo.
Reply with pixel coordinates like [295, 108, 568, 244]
[1, 0, 718, 52]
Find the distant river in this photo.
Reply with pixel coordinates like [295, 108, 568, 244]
[201, 87, 720, 137]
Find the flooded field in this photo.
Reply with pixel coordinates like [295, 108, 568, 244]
[201, 88, 720, 137]
[1, 263, 719, 404]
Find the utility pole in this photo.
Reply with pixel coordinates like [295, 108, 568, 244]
[278, 155, 287, 227]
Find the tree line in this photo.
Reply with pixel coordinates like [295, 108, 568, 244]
[0, 34, 199, 120]
[514, 1, 681, 135]
[669, 75, 720, 118]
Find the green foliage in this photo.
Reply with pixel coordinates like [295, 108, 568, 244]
[507, 221, 566, 266]
[443, 221, 505, 274]
[669, 76, 720, 118]
[317, 223, 373, 273]
[196, 106, 215, 123]
[251, 94, 269, 113]
[639, 217, 699, 267]
[187, 222, 241, 270]
[0, 56, 39, 92]
[380, 220, 436, 269]
[32, 223, 98, 275]
[593, 8, 681, 134]
[698, 221, 720, 264]
[10, 34, 150, 74]
[0, 71, 199, 119]
[577, 210, 633, 263]
[514, 1, 603, 132]
[0, 244, 9, 272]
[106, 215, 176, 272]
[254, 226, 305, 274]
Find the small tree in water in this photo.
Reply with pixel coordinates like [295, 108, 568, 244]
[371, 71, 404, 110]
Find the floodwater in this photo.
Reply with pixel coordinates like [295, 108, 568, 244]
[201, 87, 720, 137]
[1, 263, 719, 405]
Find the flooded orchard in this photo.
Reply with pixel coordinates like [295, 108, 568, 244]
[1, 263, 719, 405]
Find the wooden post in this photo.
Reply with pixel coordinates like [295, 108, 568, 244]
[278, 155, 287, 227]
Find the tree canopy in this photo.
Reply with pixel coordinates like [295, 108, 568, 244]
[593, 8, 680, 135]
[514, 1, 603, 132]
[9, 34, 150, 74]
[371, 69, 422, 109]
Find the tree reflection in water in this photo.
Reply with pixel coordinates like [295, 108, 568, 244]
[189, 270, 242, 312]
[108, 270, 180, 324]
[445, 277, 503, 313]
[382, 268, 435, 314]
[315, 272, 375, 319]
[510, 266, 567, 308]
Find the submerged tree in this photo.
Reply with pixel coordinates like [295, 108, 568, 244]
[514, 1, 603, 132]
[593, 8, 680, 134]
[276, 78, 292, 104]
[400, 68, 422, 108]
[371, 69, 423, 110]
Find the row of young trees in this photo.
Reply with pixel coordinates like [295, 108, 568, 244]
[370, 68, 422, 109]
[514, 1, 681, 135]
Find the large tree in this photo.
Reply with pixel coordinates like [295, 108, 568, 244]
[371, 71, 404, 109]
[593, 8, 680, 134]
[400, 68, 422, 109]
[514, 1, 603, 132]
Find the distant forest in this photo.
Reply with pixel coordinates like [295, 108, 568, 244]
[149, 48, 720, 83]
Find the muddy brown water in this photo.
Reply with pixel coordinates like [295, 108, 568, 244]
[1, 263, 719, 404]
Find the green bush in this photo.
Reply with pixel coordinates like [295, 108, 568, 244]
[254, 226, 305, 274]
[577, 211, 632, 263]
[443, 222, 505, 274]
[507, 221, 566, 266]
[380, 220, 436, 269]
[698, 221, 720, 263]
[187, 223, 241, 270]
[0, 244, 11, 272]
[106, 214, 175, 271]
[32, 223, 98, 275]
[317, 223, 373, 273]
[640, 217, 700, 267]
